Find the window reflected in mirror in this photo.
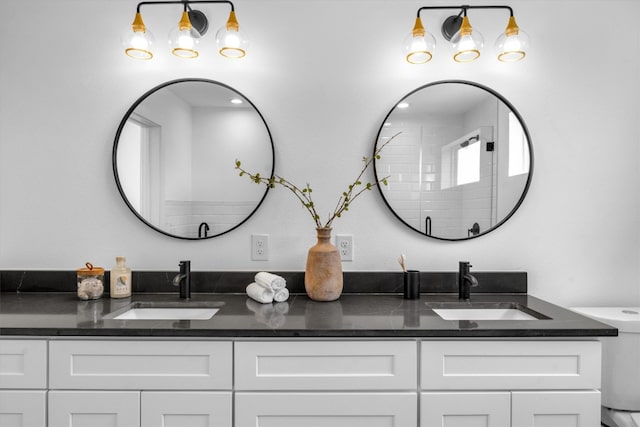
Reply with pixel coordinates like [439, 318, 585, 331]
[374, 80, 533, 240]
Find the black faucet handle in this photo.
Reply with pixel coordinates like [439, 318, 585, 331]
[466, 274, 479, 287]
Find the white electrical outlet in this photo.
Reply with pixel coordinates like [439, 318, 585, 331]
[251, 234, 269, 261]
[336, 234, 354, 261]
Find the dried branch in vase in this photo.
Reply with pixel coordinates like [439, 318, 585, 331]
[235, 132, 400, 229]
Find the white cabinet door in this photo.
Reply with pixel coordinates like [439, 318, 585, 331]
[511, 391, 601, 427]
[421, 392, 511, 427]
[48, 391, 140, 427]
[421, 341, 601, 391]
[0, 340, 47, 389]
[0, 390, 46, 427]
[50, 340, 232, 390]
[235, 340, 417, 391]
[236, 392, 417, 427]
[141, 391, 232, 427]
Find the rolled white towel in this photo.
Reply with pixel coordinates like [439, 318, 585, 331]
[255, 272, 286, 291]
[273, 287, 289, 303]
[246, 282, 274, 303]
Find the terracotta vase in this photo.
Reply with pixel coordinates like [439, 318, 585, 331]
[305, 227, 343, 301]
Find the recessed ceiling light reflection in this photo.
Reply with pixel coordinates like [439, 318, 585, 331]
[397, 102, 410, 109]
[230, 98, 243, 104]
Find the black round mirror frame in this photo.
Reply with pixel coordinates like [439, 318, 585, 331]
[373, 80, 534, 241]
[112, 78, 275, 240]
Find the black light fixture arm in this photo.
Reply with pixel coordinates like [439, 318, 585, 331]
[415, 5, 514, 19]
[415, 5, 514, 41]
[135, 0, 235, 14]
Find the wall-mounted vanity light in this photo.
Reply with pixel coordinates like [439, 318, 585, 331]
[403, 5, 529, 64]
[122, 0, 248, 60]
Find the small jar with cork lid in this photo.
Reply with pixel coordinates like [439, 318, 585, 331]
[76, 262, 105, 300]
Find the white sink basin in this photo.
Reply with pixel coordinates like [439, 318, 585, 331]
[433, 308, 538, 321]
[104, 301, 224, 321]
[429, 302, 548, 321]
[114, 307, 219, 320]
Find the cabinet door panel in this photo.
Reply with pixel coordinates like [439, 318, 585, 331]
[235, 341, 417, 390]
[421, 392, 510, 427]
[511, 391, 601, 427]
[235, 392, 417, 427]
[421, 341, 600, 390]
[50, 340, 232, 390]
[141, 391, 232, 427]
[48, 391, 140, 427]
[0, 390, 46, 427]
[0, 340, 47, 389]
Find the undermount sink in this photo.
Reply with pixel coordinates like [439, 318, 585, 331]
[104, 301, 224, 320]
[429, 302, 549, 321]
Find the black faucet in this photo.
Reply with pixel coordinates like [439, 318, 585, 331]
[173, 260, 191, 299]
[198, 222, 209, 238]
[458, 261, 478, 300]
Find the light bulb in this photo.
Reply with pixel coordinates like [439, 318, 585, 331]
[169, 11, 200, 58]
[450, 16, 483, 62]
[495, 16, 529, 62]
[178, 29, 196, 48]
[216, 11, 248, 58]
[122, 13, 155, 60]
[402, 17, 435, 64]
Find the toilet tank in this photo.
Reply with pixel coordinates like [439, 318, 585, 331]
[571, 307, 640, 411]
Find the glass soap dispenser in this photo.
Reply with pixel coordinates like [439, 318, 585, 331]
[110, 256, 132, 298]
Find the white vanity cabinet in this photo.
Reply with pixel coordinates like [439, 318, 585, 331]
[0, 339, 47, 427]
[47, 390, 233, 427]
[0, 337, 604, 427]
[420, 340, 602, 427]
[47, 340, 233, 427]
[234, 340, 418, 427]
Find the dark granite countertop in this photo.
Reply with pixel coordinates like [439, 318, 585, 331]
[0, 292, 617, 338]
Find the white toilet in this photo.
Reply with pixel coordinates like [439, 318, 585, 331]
[571, 307, 640, 427]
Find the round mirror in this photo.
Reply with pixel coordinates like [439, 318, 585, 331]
[113, 78, 274, 239]
[374, 80, 533, 241]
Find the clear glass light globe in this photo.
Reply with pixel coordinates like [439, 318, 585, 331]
[495, 29, 530, 62]
[402, 31, 436, 64]
[215, 26, 248, 58]
[168, 27, 200, 58]
[121, 27, 155, 60]
[450, 30, 484, 62]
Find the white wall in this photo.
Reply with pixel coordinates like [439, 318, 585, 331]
[1, 0, 639, 307]
[191, 107, 270, 201]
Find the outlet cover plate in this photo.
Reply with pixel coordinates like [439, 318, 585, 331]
[336, 234, 353, 262]
[251, 234, 269, 261]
